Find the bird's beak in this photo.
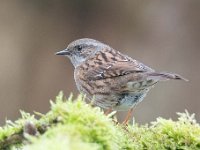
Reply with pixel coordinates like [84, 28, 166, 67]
[55, 49, 70, 56]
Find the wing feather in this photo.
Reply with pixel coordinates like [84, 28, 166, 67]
[83, 48, 154, 81]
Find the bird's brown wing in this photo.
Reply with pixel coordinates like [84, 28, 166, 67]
[83, 49, 154, 81]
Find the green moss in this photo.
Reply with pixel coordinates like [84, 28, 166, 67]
[127, 112, 200, 150]
[21, 128, 100, 150]
[0, 92, 199, 150]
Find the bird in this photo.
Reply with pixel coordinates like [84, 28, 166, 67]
[56, 38, 187, 124]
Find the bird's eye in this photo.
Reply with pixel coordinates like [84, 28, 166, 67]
[77, 45, 82, 51]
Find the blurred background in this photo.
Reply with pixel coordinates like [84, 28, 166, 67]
[0, 0, 199, 125]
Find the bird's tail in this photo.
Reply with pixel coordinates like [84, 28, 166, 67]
[146, 72, 188, 82]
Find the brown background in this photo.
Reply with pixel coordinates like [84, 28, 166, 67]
[0, 0, 199, 125]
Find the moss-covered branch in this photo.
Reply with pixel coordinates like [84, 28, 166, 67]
[0, 92, 199, 150]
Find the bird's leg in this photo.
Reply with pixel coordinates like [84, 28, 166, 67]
[104, 108, 113, 115]
[122, 108, 134, 124]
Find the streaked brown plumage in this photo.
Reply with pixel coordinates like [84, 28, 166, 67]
[56, 38, 187, 124]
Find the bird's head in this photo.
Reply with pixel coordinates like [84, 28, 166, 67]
[56, 38, 109, 67]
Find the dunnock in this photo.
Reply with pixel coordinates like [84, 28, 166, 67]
[56, 38, 187, 124]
